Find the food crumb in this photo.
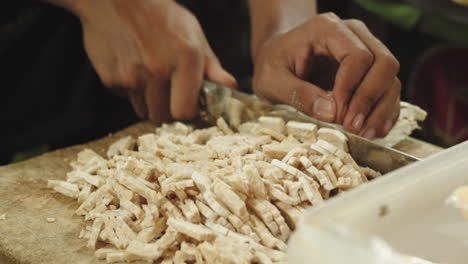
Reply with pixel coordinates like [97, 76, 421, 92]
[47, 217, 56, 223]
[378, 205, 389, 218]
[0, 214, 6, 220]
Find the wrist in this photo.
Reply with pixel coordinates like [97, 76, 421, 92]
[251, 22, 282, 63]
[249, 0, 317, 63]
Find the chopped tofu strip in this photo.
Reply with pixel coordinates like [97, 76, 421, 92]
[48, 180, 80, 198]
[286, 121, 317, 141]
[87, 217, 104, 249]
[46, 217, 56, 223]
[317, 128, 348, 152]
[0, 214, 5, 220]
[107, 136, 136, 158]
[212, 179, 249, 221]
[258, 116, 286, 133]
[167, 217, 215, 242]
[48, 115, 385, 264]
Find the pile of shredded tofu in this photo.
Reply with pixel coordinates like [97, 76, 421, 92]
[48, 116, 381, 264]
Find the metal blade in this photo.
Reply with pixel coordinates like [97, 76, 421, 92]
[199, 80, 420, 173]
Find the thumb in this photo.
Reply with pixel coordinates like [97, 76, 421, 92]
[205, 56, 238, 89]
[259, 70, 336, 122]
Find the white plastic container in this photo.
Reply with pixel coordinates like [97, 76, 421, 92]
[289, 141, 468, 264]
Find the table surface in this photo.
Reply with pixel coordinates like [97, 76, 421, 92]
[0, 122, 443, 264]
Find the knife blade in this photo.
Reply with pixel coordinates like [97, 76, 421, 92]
[199, 81, 420, 174]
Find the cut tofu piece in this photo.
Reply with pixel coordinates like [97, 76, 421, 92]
[94, 248, 120, 260]
[400, 101, 427, 121]
[120, 199, 144, 219]
[191, 171, 212, 193]
[253, 126, 287, 141]
[282, 147, 308, 164]
[262, 144, 290, 160]
[299, 176, 323, 205]
[271, 159, 307, 178]
[107, 136, 136, 158]
[195, 200, 218, 221]
[203, 190, 231, 218]
[48, 180, 80, 198]
[244, 164, 267, 199]
[115, 173, 160, 204]
[167, 217, 215, 242]
[68, 171, 105, 188]
[212, 179, 249, 221]
[105, 251, 141, 263]
[258, 116, 286, 133]
[126, 228, 178, 260]
[72, 149, 107, 174]
[178, 199, 201, 224]
[317, 128, 349, 152]
[78, 184, 93, 204]
[286, 121, 317, 141]
[87, 217, 104, 249]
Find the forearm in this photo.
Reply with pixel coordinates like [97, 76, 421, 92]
[248, 0, 317, 60]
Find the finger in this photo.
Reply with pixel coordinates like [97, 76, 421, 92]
[205, 55, 238, 90]
[311, 15, 375, 124]
[129, 92, 148, 120]
[145, 75, 171, 125]
[170, 49, 204, 121]
[260, 68, 336, 122]
[342, 19, 400, 134]
[359, 78, 401, 139]
[383, 91, 401, 136]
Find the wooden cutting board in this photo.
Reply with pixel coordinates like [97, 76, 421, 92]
[0, 122, 442, 264]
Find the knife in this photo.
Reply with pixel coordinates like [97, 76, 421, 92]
[199, 81, 420, 174]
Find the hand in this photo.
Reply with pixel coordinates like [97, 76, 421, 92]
[74, 0, 237, 124]
[252, 13, 400, 139]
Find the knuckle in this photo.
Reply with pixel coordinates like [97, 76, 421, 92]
[252, 65, 273, 98]
[313, 12, 341, 27]
[321, 12, 340, 21]
[100, 74, 117, 88]
[147, 63, 166, 77]
[380, 53, 400, 74]
[394, 78, 402, 92]
[354, 48, 375, 66]
[393, 107, 400, 122]
[178, 41, 203, 61]
[347, 19, 366, 28]
[121, 70, 139, 89]
[359, 94, 379, 109]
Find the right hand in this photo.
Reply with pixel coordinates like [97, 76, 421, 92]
[73, 0, 237, 124]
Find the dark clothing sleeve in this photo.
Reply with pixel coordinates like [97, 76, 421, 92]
[1, 2, 138, 164]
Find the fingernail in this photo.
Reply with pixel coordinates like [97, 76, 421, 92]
[312, 97, 335, 121]
[384, 120, 393, 135]
[363, 128, 376, 140]
[352, 113, 365, 131]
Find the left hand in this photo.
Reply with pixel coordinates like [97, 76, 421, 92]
[252, 13, 400, 139]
